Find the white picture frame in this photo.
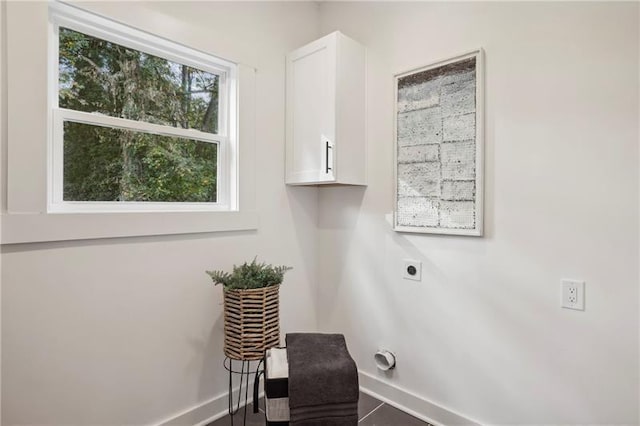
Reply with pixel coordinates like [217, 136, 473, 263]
[393, 48, 484, 236]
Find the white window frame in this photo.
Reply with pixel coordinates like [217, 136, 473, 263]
[48, 2, 238, 213]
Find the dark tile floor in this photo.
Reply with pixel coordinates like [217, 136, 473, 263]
[208, 392, 430, 425]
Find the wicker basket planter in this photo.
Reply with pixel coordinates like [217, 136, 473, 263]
[223, 284, 281, 360]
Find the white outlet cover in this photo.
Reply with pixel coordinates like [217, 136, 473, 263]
[403, 259, 421, 281]
[562, 279, 585, 311]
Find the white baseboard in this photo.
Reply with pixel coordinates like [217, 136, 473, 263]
[359, 371, 481, 426]
[155, 371, 478, 426]
[154, 391, 229, 426]
[155, 389, 263, 426]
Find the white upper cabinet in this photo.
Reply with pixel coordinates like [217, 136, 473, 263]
[286, 31, 366, 186]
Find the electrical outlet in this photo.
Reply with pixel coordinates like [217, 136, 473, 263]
[403, 260, 421, 281]
[562, 279, 585, 310]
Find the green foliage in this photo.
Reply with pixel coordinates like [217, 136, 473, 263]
[206, 258, 293, 291]
[59, 27, 219, 202]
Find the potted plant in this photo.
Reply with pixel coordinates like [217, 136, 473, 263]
[207, 258, 292, 360]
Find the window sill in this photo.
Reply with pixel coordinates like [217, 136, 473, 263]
[0, 210, 258, 244]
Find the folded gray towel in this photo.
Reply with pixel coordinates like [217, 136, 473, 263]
[289, 401, 358, 423]
[286, 333, 359, 425]
[288, 415, 358, 426]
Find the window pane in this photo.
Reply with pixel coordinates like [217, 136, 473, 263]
[63, 121, 217, 202]
[59, 28, 220, 134]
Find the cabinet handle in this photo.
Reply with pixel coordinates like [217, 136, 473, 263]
[325, 141, 332, 174]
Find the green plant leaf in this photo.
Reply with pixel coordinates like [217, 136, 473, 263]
[206, 257, 292, 290]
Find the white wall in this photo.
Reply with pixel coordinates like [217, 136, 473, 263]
[1, 2, 319, 425]
[0, 2, 5, 423]
[3, 2, 639, 425]
[317, 2, 639, 424]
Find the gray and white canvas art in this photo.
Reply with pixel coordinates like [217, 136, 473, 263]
[394, 51, 483, 236]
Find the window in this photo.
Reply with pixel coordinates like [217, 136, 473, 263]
[49, 4, 237, 212]
[1, 2, 256, 243]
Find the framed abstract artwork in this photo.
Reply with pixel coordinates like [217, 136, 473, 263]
[393, 49, 484, 236]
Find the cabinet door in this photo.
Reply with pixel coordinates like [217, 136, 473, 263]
[286, 34, 336, 184]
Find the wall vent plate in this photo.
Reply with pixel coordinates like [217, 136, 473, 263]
[403, 259, 421, 281]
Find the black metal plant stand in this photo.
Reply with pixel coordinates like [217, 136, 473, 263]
[223, 357, 264, 426]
